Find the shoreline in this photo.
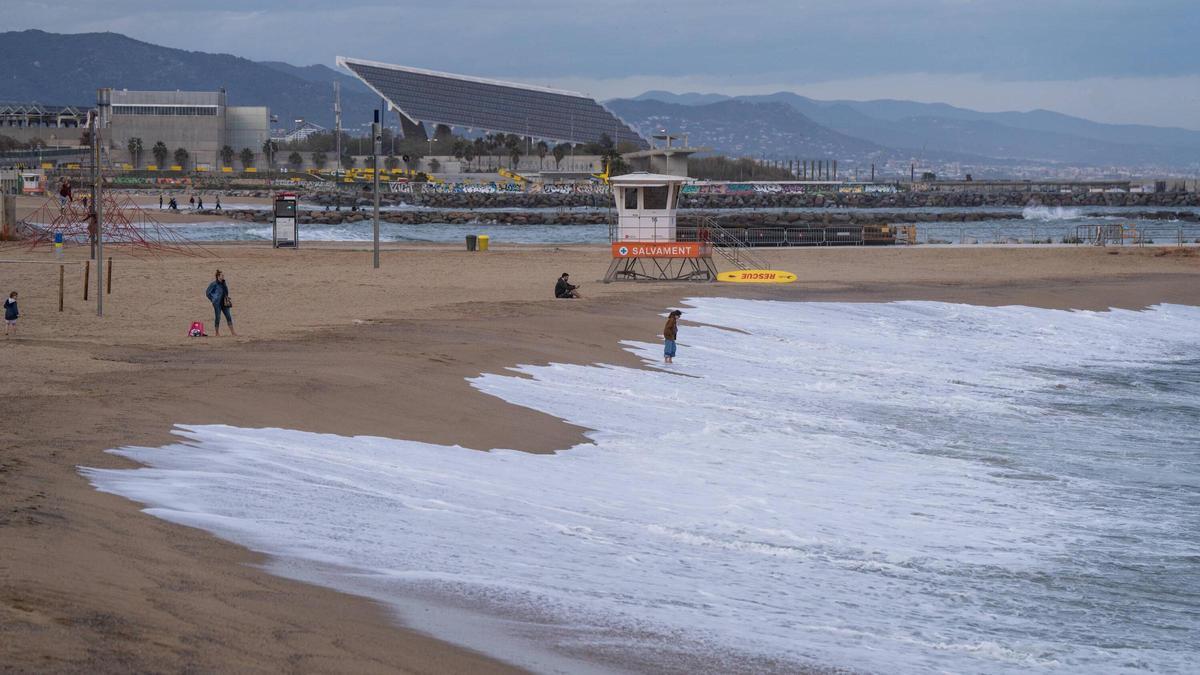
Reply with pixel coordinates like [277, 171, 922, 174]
[2, 245, 1198, 672]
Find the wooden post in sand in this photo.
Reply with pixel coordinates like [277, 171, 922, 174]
[106, 257, 112, 295]
[59, 264, 64, 311]
[83, 260, 90, 300]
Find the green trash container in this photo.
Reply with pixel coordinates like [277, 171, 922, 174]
[466, 234, 477, 252]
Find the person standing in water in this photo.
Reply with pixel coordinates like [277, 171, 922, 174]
[205, 270, 236, 337]
[663, 309, 682, 363]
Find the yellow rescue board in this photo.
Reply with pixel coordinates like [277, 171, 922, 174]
[717, 269, 797, 283]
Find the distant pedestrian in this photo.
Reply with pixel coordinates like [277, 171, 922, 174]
[215, 195, 222, 211]
[168, 197, 178, 210]
[205, 269, 236, 337]
[57, 179, 71, 208]
[159, 193, 164, 209]
[82, 195, 89, 210]
[4, 291, 18, 336]
[189, 195, 196, 209]
[663, 309, 682, 363]
[197, 195, 204, 210]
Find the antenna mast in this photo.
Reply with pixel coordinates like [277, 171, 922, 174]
[334, 82, 342, 175]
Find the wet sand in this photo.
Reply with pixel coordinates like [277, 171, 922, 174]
[1, 241, 1197, 672]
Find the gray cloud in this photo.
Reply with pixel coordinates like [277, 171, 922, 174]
[6, 0, 1199, 127]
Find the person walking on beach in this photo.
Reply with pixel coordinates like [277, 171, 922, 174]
[215, 195, 222, 211]
[205, 270, 236, 337]
[663, 309, 682, 363]
[197, 195, 204, 210]
[158, 193, 164, 209]
[189, 195, 196, 210]
[4, 291, 19, 336]
[555, 272, 581, 299]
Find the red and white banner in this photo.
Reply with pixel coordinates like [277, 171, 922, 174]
[611, 242, 709, 258]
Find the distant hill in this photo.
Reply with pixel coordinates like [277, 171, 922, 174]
[607, 99, 895, 163]
[0, 30, 379, 129]
[625, 90, 1200, 167]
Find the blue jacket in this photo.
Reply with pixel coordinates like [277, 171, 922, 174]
[205, 280, 227, 306]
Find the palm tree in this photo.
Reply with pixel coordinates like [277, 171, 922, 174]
[127, 137, 143, 168]
[536, 141, 548, 170]
[462, 144, 476, 171]
[385, 155, 399, 171]
[239, 147, 255, 170]
[311, 151, 327, 169]
[472, 138, 485, 171]
[262, 139, 278, 167]
[151, 141, 168, 168]
[173, 147, 189, 170]
[504, 135, 521, 170]
[288, 151, 303, 170]
[553, 143, 568, 170]
[220, 145, 235, 168]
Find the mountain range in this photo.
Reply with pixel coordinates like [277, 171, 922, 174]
[0, 30, 379, 129]
[2, 30, 1197, 169]
[611, 91, 1200, 168]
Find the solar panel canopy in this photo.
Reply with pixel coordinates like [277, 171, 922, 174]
[337, 57, 645, 148]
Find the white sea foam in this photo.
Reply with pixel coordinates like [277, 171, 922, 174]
[84, 300, 1200, 674]
[1022, 205, 1084, 221]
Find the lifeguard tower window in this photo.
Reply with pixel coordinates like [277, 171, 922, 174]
[274, 200, 297, 218]
[623, 187, 639, 210]
[644, 186, 669, 210]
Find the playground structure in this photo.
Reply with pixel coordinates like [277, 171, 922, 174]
[604, 172, 767, 282]
[17, 192, 210, 256]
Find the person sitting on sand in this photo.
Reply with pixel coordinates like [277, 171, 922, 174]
[663, 309, 682, 363]
[4, 291, 18, 336]
[555, 272, 581, 299]
[205, 270, 236, 337]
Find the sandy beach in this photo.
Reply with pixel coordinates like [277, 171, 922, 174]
[1, 240, 1197, 672]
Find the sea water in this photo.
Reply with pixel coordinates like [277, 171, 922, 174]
[83, 299, 1200, 674]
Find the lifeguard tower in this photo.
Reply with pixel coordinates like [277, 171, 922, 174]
[604, 172, 717, 282]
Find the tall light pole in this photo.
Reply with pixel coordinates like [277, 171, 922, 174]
[94, 88, 110, 317]
[372, 109, 381, 269]
[427, 136, 437, 159]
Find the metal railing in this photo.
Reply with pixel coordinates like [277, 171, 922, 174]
[1076, 223, 1198, 247]
[690, 217, 770, 270]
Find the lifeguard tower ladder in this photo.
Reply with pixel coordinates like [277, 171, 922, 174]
[604, 172, 717, 282]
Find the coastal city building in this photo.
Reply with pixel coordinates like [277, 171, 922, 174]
[336, 57, 645, 148]
[104, 89, 270, 169]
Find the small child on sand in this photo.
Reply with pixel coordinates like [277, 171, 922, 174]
[4, 291, 18, 336]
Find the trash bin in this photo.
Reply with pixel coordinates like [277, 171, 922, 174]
[477, 234, 489, 251]
[466, 234, 477, 252]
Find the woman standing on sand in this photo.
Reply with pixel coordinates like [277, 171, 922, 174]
[663, 309, 682, 363]
[205, 270, 236, 337]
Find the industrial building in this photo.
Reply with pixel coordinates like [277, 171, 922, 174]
[104, 90, 270, 169]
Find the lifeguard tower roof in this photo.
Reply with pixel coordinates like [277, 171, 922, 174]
[336, 56, 645, 148]
[609, 172, 693, 186]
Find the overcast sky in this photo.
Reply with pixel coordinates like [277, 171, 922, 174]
[8, 0, 1200, 129]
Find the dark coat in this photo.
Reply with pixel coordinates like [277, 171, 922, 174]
[555, 277, 577, 298]
[4, 298, 17, 321]
[205, 280, 228, 306]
